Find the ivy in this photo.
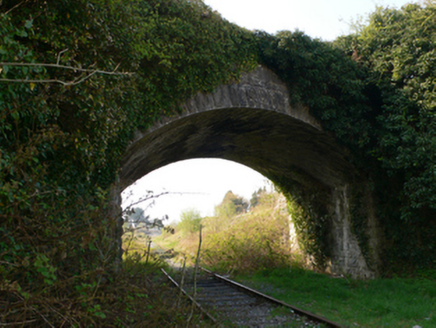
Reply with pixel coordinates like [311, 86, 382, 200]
[0, 0, 256, 325]
[257, 2, 436, 271]
[269, 171, 332, 270]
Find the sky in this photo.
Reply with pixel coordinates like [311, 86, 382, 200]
[203, 0, 416, 40]
[122, 159, 271, 224]
[121, 0, 415, 223]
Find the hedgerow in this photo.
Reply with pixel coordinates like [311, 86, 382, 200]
[0, 0, 255, 325]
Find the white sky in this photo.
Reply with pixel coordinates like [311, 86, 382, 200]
[203, 0, 416, 41]
[122, 0, 414, 223]
[122, 159, 271, 223]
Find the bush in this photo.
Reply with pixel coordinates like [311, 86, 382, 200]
[203, 192, 291, 273]
[177, 209, 202, 236]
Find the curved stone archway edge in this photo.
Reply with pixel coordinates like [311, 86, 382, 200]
[119, 66, 382, 278]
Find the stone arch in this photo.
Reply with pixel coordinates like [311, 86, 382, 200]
[119, 66, 382, 278]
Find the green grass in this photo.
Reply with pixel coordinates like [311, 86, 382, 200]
[235, 267, 436, 327]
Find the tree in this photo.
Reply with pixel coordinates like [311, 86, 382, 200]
[355, 2, 435, 111]
[177, 209, 202, 236]
[215, 191, 248, 216]
[250, 187, 267, 209]
[347, 2, 436, 215]
[123, 207, 149, 229]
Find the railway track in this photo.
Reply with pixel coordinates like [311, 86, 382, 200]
[162, 267, 343, 328]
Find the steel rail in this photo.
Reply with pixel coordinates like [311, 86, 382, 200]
[201, 267, 344, 328]
[162, 265, 344, 328]
[160, 268, 220, 326]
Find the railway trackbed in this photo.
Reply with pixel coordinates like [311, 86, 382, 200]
[161, 267, 344, 328]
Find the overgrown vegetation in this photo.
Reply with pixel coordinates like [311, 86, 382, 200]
[0, 0, 255, 325]
[256, 2, 436, 271]
[156, 189, 292, 274]
[203, 190, 291, 273]
[335, 2, 436, 271]
[1, 0, 436, 325]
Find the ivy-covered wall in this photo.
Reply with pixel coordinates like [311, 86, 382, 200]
[255, 2, 436, 274]
[271, 169, 381, 278]
[0, 0, 257, 324]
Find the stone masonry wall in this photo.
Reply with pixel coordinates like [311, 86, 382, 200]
[329, 185, 376, 278]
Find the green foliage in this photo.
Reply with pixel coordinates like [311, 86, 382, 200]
[214, 200, 236, 219]
[256, 1, 436, 271]
[176, 208, 202, 236]
[250, 187, 267, 208]
[0, 0, 256, 325]
[256, 29, 372, 146]
[279, 177, 331, 270]
[337, 2, 436, 214]
[156, 190, 291, 273]
[202, 191, 291, 273]
[34, 254, 57, 286]
[214, 190, 248, 218]
[348, 184, 374, 268]
[354, 2, 436, 110]
[337, 2, 436, 268]
[133, 0, 257, 126]
[0, 1, 137, 322]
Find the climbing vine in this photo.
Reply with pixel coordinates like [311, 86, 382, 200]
[0, 0, 256, 325]
[268, 171, 332, 271]
[257, 2, 436, 272]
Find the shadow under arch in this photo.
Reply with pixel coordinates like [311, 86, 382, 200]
[120, 107, 354, 191]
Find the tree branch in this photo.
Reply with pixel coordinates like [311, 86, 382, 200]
[0, 62, 134, 85]
[0, 320, 38, 327]
[0, 76, 94, 86]
[56, 49, 69, 65]
[3, 0, 28, 15]
[123, 191, 206, 212]
[0, 62, 134, 75]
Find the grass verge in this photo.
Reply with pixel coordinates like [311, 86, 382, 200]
[234, 266, 436, 328]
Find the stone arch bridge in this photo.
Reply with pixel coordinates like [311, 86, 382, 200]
[118, 66, 382, 278]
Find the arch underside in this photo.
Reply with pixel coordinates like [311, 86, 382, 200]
[120, 108, 355, 190]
